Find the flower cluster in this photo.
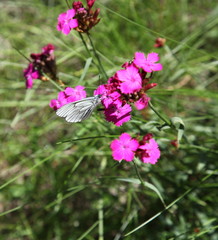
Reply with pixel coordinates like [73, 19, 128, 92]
[94, 52, 162, 126]
[23, 44, 60, 89]
[23, 1, 164, 166]
[49, 86, 87, 110]
[110, 133, 160, 164]
[57, 0, 100, 35]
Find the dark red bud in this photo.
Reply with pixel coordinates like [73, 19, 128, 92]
[144, 83, 157, 90]
[87, 0, 95, 9]
[73, 1, 83, 10]
[93, 8, 100, 18]
[142, 133, 153, 142]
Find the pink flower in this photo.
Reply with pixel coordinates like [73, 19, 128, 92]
[133, 52, 163, 72]
[134, 94, 150, 110]
[49, 91, 68, 110]
[94, 84, 107, 96]
[92, 51, 162, 126]
[42, 43, 55, 55]
[105, 101, 132, 126]
[25, 77, 33, 89]
[110, 133, 161, 164]
[116, 65, 142, 94]
[103, 91, 121, 108]
[23, 63, 40, 89]
[64, 86, 87, 103]
[138, 137, 161, 164]
[57, 9, 79, 35]
[23, 44, 58, 89]
[49, 86, 87, 110]
[71, 0, 100, 33]
[94, 83, 121, 108]
[110, 133, 139, 161]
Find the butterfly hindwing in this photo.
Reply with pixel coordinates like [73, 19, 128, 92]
[56, 95, 101, 123]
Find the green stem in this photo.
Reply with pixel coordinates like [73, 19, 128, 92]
[87, 32, 108, 81]
[65, 0, 71, 9]
[133, 160, 146, 188]
[79, 33, 103, 77]
[13, 46, 31, 62]
[149, 101, 171, 126]
[125, 168, 218, 236]
[57, 135, 119, 144]
[43, 73, 63, 91]
[79, 32, 92, 58]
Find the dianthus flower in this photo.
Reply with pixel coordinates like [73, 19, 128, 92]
[116, 65, 142, 94]
[57, 9, 79, 35]
[133, 52, 163, 72]
[23, 44, 60, 89]
[110, 133, 161, 164]
[64, 86, 87, 103]
[23, 63, 40, 89]
[134, 93, 150, 110]
[57, 0, 100, 35]
[110, 133, 139, 162]
[135, 134, 161, 164]
[94, 51, 163, 126]
[49, 91, 68, 111]
[49, 86, 87, 110]
[104, 101, 132, 126]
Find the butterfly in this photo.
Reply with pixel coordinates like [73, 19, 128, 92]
[56, 95, 102, 122]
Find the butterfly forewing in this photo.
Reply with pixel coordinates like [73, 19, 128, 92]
[56, 102, 75, 117]
[56, 95, 101, 123]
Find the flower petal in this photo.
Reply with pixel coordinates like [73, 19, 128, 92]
[147, 52, 159, 62]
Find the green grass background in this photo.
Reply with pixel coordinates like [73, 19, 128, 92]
[0, 0, 218, 239]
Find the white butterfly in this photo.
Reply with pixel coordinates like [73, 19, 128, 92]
[56, 95, 102, 123]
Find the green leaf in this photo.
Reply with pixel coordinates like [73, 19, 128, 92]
[116, 178, 166, 207]
[170, 116, 185, 144]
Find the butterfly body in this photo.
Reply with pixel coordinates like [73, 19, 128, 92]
[56, 95, 102, 122]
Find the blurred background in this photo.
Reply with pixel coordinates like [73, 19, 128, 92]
[0, 0, 218, 239]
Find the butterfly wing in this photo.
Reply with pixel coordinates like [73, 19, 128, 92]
[56, 95, 101, 123]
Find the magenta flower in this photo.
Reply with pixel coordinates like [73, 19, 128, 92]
[110, 133, 139, 162]
[133, 52, 163, 72]
[57, 9, 79, 35]
[94, 84, 107, 96]
[23, 63, 40, 89]
[110, 133, 161, 164]
[134, 94, 150, 110]
[49, 86, 87, 110]
[94, 83, 121, 108]
[116, 65, 142, 94]
[93, 51, 162, 126]
[137, 136, 161, 164]
[23, 44, 58, 89]
[42, 43, 55, 55]
[25, 77, 33, 89]
[71, 0, 100, 33]
[103, 91, 121, 108]
[105, 101, 132, 126]
[64, 86, 87, 103]
[49, 91, 68, 110]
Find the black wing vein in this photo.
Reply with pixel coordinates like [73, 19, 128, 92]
[56, 95, 101, 123]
